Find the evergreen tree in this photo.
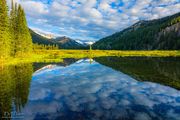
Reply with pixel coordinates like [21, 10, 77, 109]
[9, 0, 17, 56]
[0, 0, 11, 58]
[15, 4, 32, 56]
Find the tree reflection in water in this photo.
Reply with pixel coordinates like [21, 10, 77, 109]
[95, 57, 180, 89]
[0, 63, 33, 118]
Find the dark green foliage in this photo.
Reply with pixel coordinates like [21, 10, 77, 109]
[93, 12, 180, 50]
[0, 0, 11, 58]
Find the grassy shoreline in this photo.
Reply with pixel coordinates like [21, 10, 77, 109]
[1, 50, 180, 65]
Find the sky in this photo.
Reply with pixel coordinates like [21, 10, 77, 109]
[7, 0, 180, 41]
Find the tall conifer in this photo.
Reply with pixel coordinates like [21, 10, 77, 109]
[21, 8, 32, 53]
[0, 0, 11, 58]
[10, 0, 17, 56]
[16, 4, 32, 56]
[0, 0, 33, 57]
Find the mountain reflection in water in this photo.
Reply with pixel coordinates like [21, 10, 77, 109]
[95, 57, 180, 89]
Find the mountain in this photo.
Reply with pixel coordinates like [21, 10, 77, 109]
[76, 39, 95, 46]
[30, 29, 56, 45]
[93, 12, 180, 50]
[29, 29, 85, 49]
[33, 30, 55, 39]
[54, 36, 85, 49]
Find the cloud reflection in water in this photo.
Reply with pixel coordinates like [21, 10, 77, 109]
[23, 59, 180, 120]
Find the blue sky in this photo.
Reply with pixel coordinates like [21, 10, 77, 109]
[7, 0, 180, 41]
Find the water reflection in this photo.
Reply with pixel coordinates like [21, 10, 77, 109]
[33, 58, 79, 72]
[0, 58, 180, 120]
[24, 59, 180, 120]
[95, 57, 180, 89]
[0, 63, 33, 118]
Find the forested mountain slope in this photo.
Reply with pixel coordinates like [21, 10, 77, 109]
[93, 12, 180, 50]
[30, 29, 85, 49]
[30, 29, 56, 45]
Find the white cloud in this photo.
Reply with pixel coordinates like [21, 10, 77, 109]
[6, 0, 180, 41]
[21, 1, 48, 18]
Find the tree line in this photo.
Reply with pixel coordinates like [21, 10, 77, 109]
[0, 0, 32, 58]
[33, 43, 59, 50]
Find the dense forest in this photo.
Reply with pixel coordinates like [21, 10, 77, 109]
[93, 12, 180, 50]
[0, 0, 32, 58]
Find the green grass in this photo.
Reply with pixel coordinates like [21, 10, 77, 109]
[34, 49, 180, 57]
[1, 50, 180, 65]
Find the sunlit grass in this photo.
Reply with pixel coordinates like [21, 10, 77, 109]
[0, 50, 180, 65]
[34, 50, 180, 57]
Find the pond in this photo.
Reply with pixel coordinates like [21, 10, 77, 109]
[0, 57, 180, 120]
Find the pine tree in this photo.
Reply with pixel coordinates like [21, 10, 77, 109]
[15, 4, 32, 56]
[9, 0, 17, 56]
[21, 8, 32, 53]
[0, 0, 11, 58]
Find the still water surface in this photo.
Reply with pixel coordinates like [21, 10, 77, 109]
[0, 57, 180, 120]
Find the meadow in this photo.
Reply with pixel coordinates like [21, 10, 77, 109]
[1, 50, 180, 65]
